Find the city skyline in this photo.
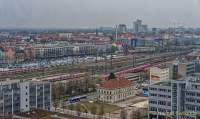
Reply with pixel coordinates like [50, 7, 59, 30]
[1, 1, 200, 117]
[0, 0, 200, 28]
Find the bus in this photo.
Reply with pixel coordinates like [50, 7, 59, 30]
[68, 95, 87, 103]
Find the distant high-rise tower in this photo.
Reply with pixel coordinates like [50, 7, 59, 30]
[133, 19, 142, 33]
[141, 24, 148, 33]
[118, 24, 127, 33]
[115, 25, 118, 41]
[133, 19, 148, 34]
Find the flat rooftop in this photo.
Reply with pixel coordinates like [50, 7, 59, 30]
[152, 81, 171, 86]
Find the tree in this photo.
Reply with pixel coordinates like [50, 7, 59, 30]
[76, 104, 82, 116]
[130, 109, 142, 119]
[108, 72, 116, 80]
[91, 104, 97, 119]
[111, 46, 119, 53]
[52, 84, 60, 110]
[120, 109, 127, 119]
[99, 103, 105, 119]
[58, 83, 65, 100]
[53, 101, 59, 111]
[66, 81, 73, 95]
[68, 104, 75, 115]
[69, 104, 74, 110]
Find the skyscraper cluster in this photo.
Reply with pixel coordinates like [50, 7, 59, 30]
[133, 19, 148, 34]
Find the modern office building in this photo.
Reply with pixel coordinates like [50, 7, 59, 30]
[29, 81, 51, 111]
[0, 80, 21, 116]
[148, 74, 200, 119]
[0, 79, 51, 117]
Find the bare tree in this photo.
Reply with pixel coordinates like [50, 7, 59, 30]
[130, 109, 142, 119]
[91, 104, 97, 119]
[99, 103, 104, 115]
[68, 104, 75, 115]
[76, 104, 81, 116]
[52, 84, 60, 110]
[85, 73, 89, 93]
[98, 102, 105, 119]
[120, 109, 127, 119]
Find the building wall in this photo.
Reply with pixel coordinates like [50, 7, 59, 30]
[150, 67, 170, 84]
[149, 85, 171, 119]
[33, 46, 74, 59]
[148, 78, 200, 119]
[97, 86, 135, 103]
[0, 49, 5, 63]
[0, 80, 21, 115]
[5, 48, 16, 64]
[29, 82, 51, 110]
[178, 62, 195, 77]
[32, 44, 112, 59]
[20, 82, 30, 112]
[0, 80, 51, 116]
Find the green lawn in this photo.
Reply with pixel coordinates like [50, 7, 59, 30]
[67, 101, 121, 115]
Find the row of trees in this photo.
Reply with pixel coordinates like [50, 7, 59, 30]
[68, 102, 105, 119]
[67, 101, 145, 119]
[52, 73, 96, 110]
[120, 108, 145, 119]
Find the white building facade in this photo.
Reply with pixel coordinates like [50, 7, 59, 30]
[97, 77, 135, 103]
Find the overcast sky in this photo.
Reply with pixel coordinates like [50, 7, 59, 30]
[0, 0, 200, 28]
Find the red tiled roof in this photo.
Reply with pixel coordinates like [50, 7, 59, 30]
[99, 77, 132, 89]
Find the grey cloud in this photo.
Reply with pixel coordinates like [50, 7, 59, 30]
[0, 0, 200, 28]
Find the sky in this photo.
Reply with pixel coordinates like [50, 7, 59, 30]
[0, 0, 200, 28]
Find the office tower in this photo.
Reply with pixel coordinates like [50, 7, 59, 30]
[133, 19, 148, 34]
[118, 24, 127, 34]
[133, 19, 142, 34]
[141, 24, 148, 33]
